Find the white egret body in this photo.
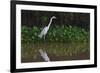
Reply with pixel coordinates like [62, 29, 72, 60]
[38, 16, 56, 39]
[38, 16, 56, 62]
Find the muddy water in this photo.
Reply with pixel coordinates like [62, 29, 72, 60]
[21, 42, 90, 63]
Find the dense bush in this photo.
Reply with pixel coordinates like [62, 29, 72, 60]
[21, 25, 89, 43]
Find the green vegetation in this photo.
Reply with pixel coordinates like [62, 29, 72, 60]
[21, 25, 90, 62]
[21, 25, 89, 43]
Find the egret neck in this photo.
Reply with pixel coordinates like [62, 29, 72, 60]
[47, 17, 54, 28]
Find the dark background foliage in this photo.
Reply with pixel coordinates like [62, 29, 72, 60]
[21, 10, 90, 31]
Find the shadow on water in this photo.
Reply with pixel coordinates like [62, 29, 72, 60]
[21, 42, 90, 63]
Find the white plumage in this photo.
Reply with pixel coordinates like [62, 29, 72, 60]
[38, 16, 56, 39]
[38, 16, 56, 62]
[38, 27, 49, 39]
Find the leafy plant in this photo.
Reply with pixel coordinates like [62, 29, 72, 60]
[21, 25, 90, 43]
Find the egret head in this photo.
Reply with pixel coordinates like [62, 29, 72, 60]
[51, 16, 56, 19]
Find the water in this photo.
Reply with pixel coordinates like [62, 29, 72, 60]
[21, 42, 90, 63]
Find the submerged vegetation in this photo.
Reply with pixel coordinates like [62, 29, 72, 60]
[21, 25, 89, 43]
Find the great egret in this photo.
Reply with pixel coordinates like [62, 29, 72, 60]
[38, 16, 56, 40]
[38, 16, 56, 62]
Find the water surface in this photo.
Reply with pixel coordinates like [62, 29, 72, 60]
[21, 42, 90, 63]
